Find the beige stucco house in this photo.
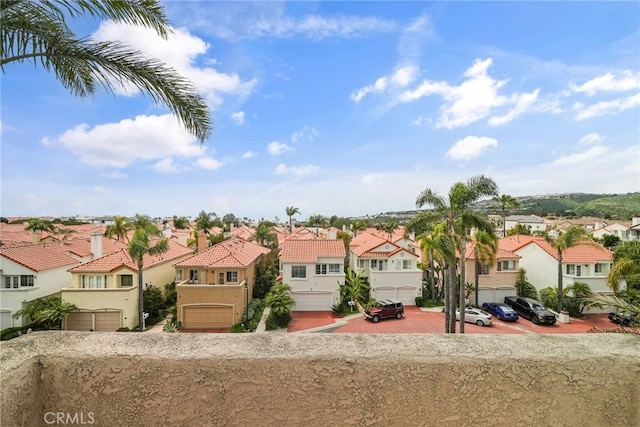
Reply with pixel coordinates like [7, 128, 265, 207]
[174, 237, 270, 329]
[279, 239, 346, 311]
[463, 243, 520, 305]
[62, 239, 192, 331]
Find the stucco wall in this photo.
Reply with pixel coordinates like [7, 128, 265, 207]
[1, 332, 638, 426]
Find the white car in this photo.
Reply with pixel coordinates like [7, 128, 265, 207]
[455, 308, 493, 326]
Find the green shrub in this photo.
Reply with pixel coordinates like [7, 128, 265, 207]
[231, 323, 248, 333]
[415, 296, 424, 307]
[164, 281, 177, 306]
[269, 311, 291, 328]
[265, 316, 278, 331]
[116, 327, 131, 332]
[163, 321, 181, 332]
[143, 285, 166, 324]
[539, 287, 557, 310]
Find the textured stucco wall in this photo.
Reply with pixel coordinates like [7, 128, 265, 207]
[1, 332, 639, 426]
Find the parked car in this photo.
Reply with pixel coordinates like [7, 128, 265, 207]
[608, 311, 639, 327]
[455, 308, 493, 326]
[504, 296, 557, 325]
[482, 302, 519, 321]
[364, 299, 404, 323]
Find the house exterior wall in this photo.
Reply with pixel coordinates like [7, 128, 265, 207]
[176, 282, 250, 326]
[282, 257, 344, 298]
[0, 257, 76, 328]
[463, 259, 519, 289]
[175, 267, 250, 286]
[514, 244, 556, 290]
[61, 287, 138, 330]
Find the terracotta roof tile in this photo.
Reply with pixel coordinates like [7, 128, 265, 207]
[500, 235, 612, 263]
[175, 237, 269, 268]
[1, 243, 80, 272]
[280, 239, 346, 263]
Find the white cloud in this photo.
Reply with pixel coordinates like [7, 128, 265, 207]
[351, 65, 419, 103]
[102, 171, 128, 180]
[45, 114, 202, 168]
[267, 141, 293, 155]
[153, 158, 179, 173]
[231, 111, 246, 125]
[446, 136, 498, 161]
[489, 89, 540, 126]
[290, 125, 320, 143]
[93, 185, 110, 194]
[274, 163, 319, 177]
[570, 71, 640, 96]
[92, 22, 257, 108]
[549, 145, 609, 166]
[579, 133, 603, 145]
[242, 151, 257, 159]
[194, 156, 223, 170]
[575, 93, 640, 120]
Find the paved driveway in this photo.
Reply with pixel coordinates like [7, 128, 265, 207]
[290, 307, 615, 334]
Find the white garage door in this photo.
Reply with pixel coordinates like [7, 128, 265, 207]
[0, 310, 13, 330]
[477, 289, 495, 306]
[495, 288, 515, 304]
[397, 287, 418, 306]
[292, 292, 333, 311]
[374, 288, 396, 301]
[183, 305, 234, 329]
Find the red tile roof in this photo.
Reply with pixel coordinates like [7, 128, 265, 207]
[465, 242, 520, 260]
[499, 235, 612, 263]
[1, 243, 80, 272]
[280, 239, 346, 263]
[175, 237, 269, 268]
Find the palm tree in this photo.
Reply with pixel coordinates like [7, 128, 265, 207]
[104, 215, 131, 242]
[53, 226, 76, 240]
[376, 220, 399, 241]
[542, 225, 590, 312]
[607, 240, 640, 294]
[416, 175, 498, 333]
[285, 206, 300, 234]
[1, 0, 212, 143]
[343, 267, 369, 310]
[128, 215, 169, 330]
[14, 297, 77, 330]
[265, 282, 296, 328]
[195, 210, 217, 234]
[471, 230, 498, 307]
[307, 214, 327, 236]
[254, 221, 277, 249]
[24, 218, 55, 241]
[172, 215, 190, 230]
[418, 221, 452, 303]
[492, 194, 520, 237]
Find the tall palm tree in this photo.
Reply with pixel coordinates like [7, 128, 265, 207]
[104, 215, 131, 242]
[172, 215, 190, 230]
[416, 175, 498, 333]
[1, 0, 212, 142]
[128, 215, 169, 330]
[418, 221, 452, 303]
[492, 194, 520, 237]
[195, 210, 217, 234]
[543, 226, 590, 312]
[285, 206, 300, 234]
[254, 221, 277, 249]
[376, 220, 399, 241]
[606, 240, 640, 294]
[471, 230, 498, 306]
[24, 218, 55, 241]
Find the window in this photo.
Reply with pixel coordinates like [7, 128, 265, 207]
[315, 264, 341, 275]
[189, 269, 198, 283]
[81, 275, 107, 289]
[480, 264, 490, 275]
[402, 260, 412, 270]
[226, 271, 238, 283]
[357, 259, 366, 269]
[497, 261, 516, 271]
[595, 263, 603, 274]
[566, 265, 575, 275]
[371, 259, 378, 270]
[3, 275, 34, 288]
[175, 269, 183, 281]
[576, 265, 581, 277]
[291, 266, 306, 279]
[120, 275, 133, 287]
[218, 272, 225, 285]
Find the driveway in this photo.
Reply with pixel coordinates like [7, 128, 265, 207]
[290, 307, 615, 334]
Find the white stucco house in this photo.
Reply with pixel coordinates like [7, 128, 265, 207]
[279, 239, 346, 311]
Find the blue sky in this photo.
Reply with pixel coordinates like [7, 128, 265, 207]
[2, 1, 639, 222]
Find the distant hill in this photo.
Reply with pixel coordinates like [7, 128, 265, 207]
[379, 192, 640, 221]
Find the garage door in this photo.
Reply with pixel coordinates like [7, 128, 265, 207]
[183, 305, 234, 329]
[95, 312, 121, 331]
[374, 288, 396, 301]
[66, 312, 93, 331]
[397, 287, 418, 306]
[0, 310, 12, 330]
[477, 289, 494, 306]
[292, 292, 333, 311]
[495, 288, 515, 304]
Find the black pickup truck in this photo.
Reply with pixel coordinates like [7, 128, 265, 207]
[504, 296, 557, 325]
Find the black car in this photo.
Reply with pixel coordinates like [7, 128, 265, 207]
[608, 311, 639, 327]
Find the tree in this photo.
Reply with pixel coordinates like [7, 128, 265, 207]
[53, 226, 76, 240]
[221, 213, 238, 231]
[416, 175, 498, 333]
[343, 267, 369, 310]
[307, 214, 327, 235]
[14, 297, 77, 330]
[376, 220, 399, 241]
[515, 268, 538, 299]
[600, 234, 621, 250]
[195, 210, 218, 234]
[285, 206, 300, 234]
[492, 194, 520, 237]
[24, 217, 55, 240]
[172, 215, 190, 230]
[607, 240, 640, 294]
[507, 223, 532, 236]
[542, 226, 590, 312]
[128, 215, 169, 330]
[254, 250, 279, 298]
[1, 0, 212, 143]
[418, 221, 452, 303]
[265, 282, 296, 328]
[104, 215, 131, 242]
[254, 221, 277, 249]
[471, 230, 498, 306]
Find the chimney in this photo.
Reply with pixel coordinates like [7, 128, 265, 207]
[32, 232, 41, 245]
[91, 232, 102, 259]
[197, 232, 208, 252]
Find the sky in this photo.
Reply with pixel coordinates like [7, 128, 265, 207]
[2, 1, 639, 222]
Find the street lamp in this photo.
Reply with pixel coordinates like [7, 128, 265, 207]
[243, 282, 249, 331]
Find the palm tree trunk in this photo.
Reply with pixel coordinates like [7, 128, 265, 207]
[557, 251, 564, 312]
[474, 259, 480, 307]
[448, 263, 457, 333]
[138, 259, 145, 331]
[429, 251, 436, 303]
[459, 235, 466, 333]
[443, 265, 449, 333]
